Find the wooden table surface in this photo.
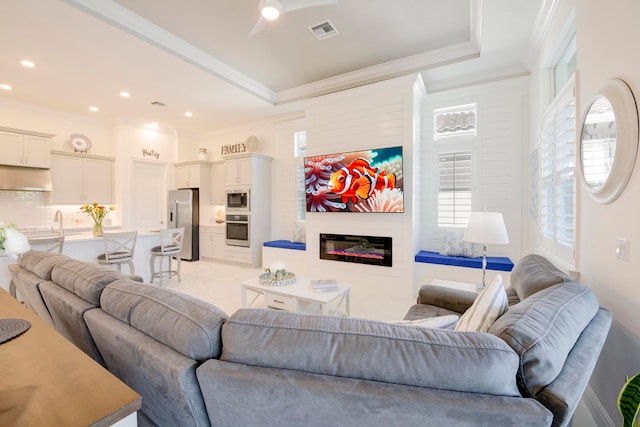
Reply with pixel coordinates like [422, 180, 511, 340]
[0, 288, 141, 426]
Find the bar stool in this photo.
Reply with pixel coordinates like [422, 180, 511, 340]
[150, 227, 184, 286]
[97, 231, 137, 274]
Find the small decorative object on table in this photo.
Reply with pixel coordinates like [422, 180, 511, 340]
[0, 222, 30, 258]
[310, 279, 338, 291]
[80, 202, 116, 237]
[259, 262, 296, 286]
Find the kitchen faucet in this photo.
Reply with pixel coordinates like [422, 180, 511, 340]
[53, 210, 64, 235]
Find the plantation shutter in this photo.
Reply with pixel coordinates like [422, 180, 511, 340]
[541, 79, 576, 261]
[438, 151, 472, 227]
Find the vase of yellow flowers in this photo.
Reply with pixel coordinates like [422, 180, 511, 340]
[80, 202, 115, 237]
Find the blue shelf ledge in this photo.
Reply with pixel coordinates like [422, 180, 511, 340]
[263, 240, 307, 251]
[414, 250, 514, 272]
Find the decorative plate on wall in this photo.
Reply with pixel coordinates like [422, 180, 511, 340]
[68, 133, 92, 153]
[245, 135, 259, 152]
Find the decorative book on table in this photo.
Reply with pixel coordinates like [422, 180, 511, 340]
[310, 279, 338, 291]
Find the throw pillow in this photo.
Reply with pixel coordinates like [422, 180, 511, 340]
[455, 274, 508, 333]
[292, 221, 306, 243]
[440, 228, 476, 258]
[388, 314, 459, 329]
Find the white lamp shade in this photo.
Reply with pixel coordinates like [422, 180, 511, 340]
[463, 212, 509, 245]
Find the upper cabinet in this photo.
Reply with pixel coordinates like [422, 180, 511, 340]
[210, 162, 225, 205]
[0, 127, 53, 168]
[50, 151, 114, 204]
[225, 156, 252, 187]
[175, 163, 201, 188]
[174, 161, 214, 190]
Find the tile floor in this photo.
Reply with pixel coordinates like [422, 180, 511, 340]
[158, 259, 411, 320]
[155, 259, 264, 317]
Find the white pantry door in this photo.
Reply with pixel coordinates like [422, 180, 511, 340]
[130, 160, 167, 229]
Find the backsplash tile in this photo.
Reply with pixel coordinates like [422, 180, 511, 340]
[0, 190, 117, 230]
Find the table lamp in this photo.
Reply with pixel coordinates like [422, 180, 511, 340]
[463, 211, 509, 289]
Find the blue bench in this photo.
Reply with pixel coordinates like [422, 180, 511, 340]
[414, 250, 514, 272]
[263, 240, 306, 251]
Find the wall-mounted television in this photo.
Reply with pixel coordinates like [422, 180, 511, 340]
[304, 146, 404, 213]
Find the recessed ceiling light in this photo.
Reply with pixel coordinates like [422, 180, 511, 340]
[185, 111, 193, 117]
[150, 122, 158, 128]
[0, 84, 11, 91]
[89, 106, 99, 112]
[120, 91, 130, 98]
[20, 60, 35, 68]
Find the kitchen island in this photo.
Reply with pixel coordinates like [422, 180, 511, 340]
[1, 229, 164, 293]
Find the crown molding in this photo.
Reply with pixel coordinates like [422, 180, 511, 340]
[276, 40, 480, 104]
[424, 64, 530, 94]
[63, 0, 483, 106]
[61, 0, 277, 104]
[275, 2, 482, 104]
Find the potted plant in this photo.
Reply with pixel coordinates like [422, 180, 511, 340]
[618, 373, 640, 427]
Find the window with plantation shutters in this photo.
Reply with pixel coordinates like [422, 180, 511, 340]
[541, 77, 576, 262]
[438, 151, 472, 227]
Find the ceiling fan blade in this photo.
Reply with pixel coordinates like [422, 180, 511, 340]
[248, 16, 266, 36]
[280, 0, 338, 15]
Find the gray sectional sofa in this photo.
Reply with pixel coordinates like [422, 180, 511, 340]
[9, 251, 611, 427]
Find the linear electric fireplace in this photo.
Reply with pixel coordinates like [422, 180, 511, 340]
[320, 233, 392, 267]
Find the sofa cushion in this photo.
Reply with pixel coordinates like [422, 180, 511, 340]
[440, 228, 475, 257]
[18, 250, 70, 280]
[489, 281, 600, 397]
[221, 309, 522, 396]
[455, 274, 508, 333]
[510, 254, 574, 300]
[100, 280, 228, 361]
[51, 259, 129, 305]
[403, 303, 462, 320]
[388, 314, 459, 329]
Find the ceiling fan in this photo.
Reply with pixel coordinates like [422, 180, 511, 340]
[249, 0, 339, 36]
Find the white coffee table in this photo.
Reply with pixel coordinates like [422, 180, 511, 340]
[240, 276, 351, 316]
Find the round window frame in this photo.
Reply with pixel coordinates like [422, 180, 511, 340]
[578, 78, 639, 204]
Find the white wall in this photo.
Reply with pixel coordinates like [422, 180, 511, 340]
[417, 77, 528, 264]
[302, 74, 419, 320]
[529, 0, 640, 423]
[576, 0, 640, 423]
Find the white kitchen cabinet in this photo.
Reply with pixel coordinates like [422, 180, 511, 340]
[50, 151, 114, 204]
[224, 156, 252, 187]
[0, 128, 53, 168]
[210, 162, 225, 205]
[221, 153, 272, 267]
[200, 226, 225, 260]
[175, 164, 201, 188]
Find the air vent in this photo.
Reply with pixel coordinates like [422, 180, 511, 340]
[309, 20, 339, 40]
[150, 101, 167, 107]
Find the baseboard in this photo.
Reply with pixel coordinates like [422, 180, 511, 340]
[582, 385, 615, 427]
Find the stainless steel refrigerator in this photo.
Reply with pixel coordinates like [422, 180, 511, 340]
[168, 189, 199, 261]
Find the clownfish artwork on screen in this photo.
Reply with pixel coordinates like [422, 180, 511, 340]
[304, 146, 404, 213]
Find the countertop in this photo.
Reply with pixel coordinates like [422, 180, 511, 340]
[62, 228, 161, 243]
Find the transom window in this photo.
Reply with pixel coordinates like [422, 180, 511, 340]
[434, 104, 477, 140]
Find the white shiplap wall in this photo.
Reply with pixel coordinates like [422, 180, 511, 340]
[302, 75, 421, 320]
[415, 76, 528, 287]
[270, 118, 306, 242]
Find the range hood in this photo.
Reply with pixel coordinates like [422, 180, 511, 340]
[0, 165, 52, 191]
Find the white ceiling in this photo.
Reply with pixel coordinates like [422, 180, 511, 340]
[0, 0, 542, 134]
